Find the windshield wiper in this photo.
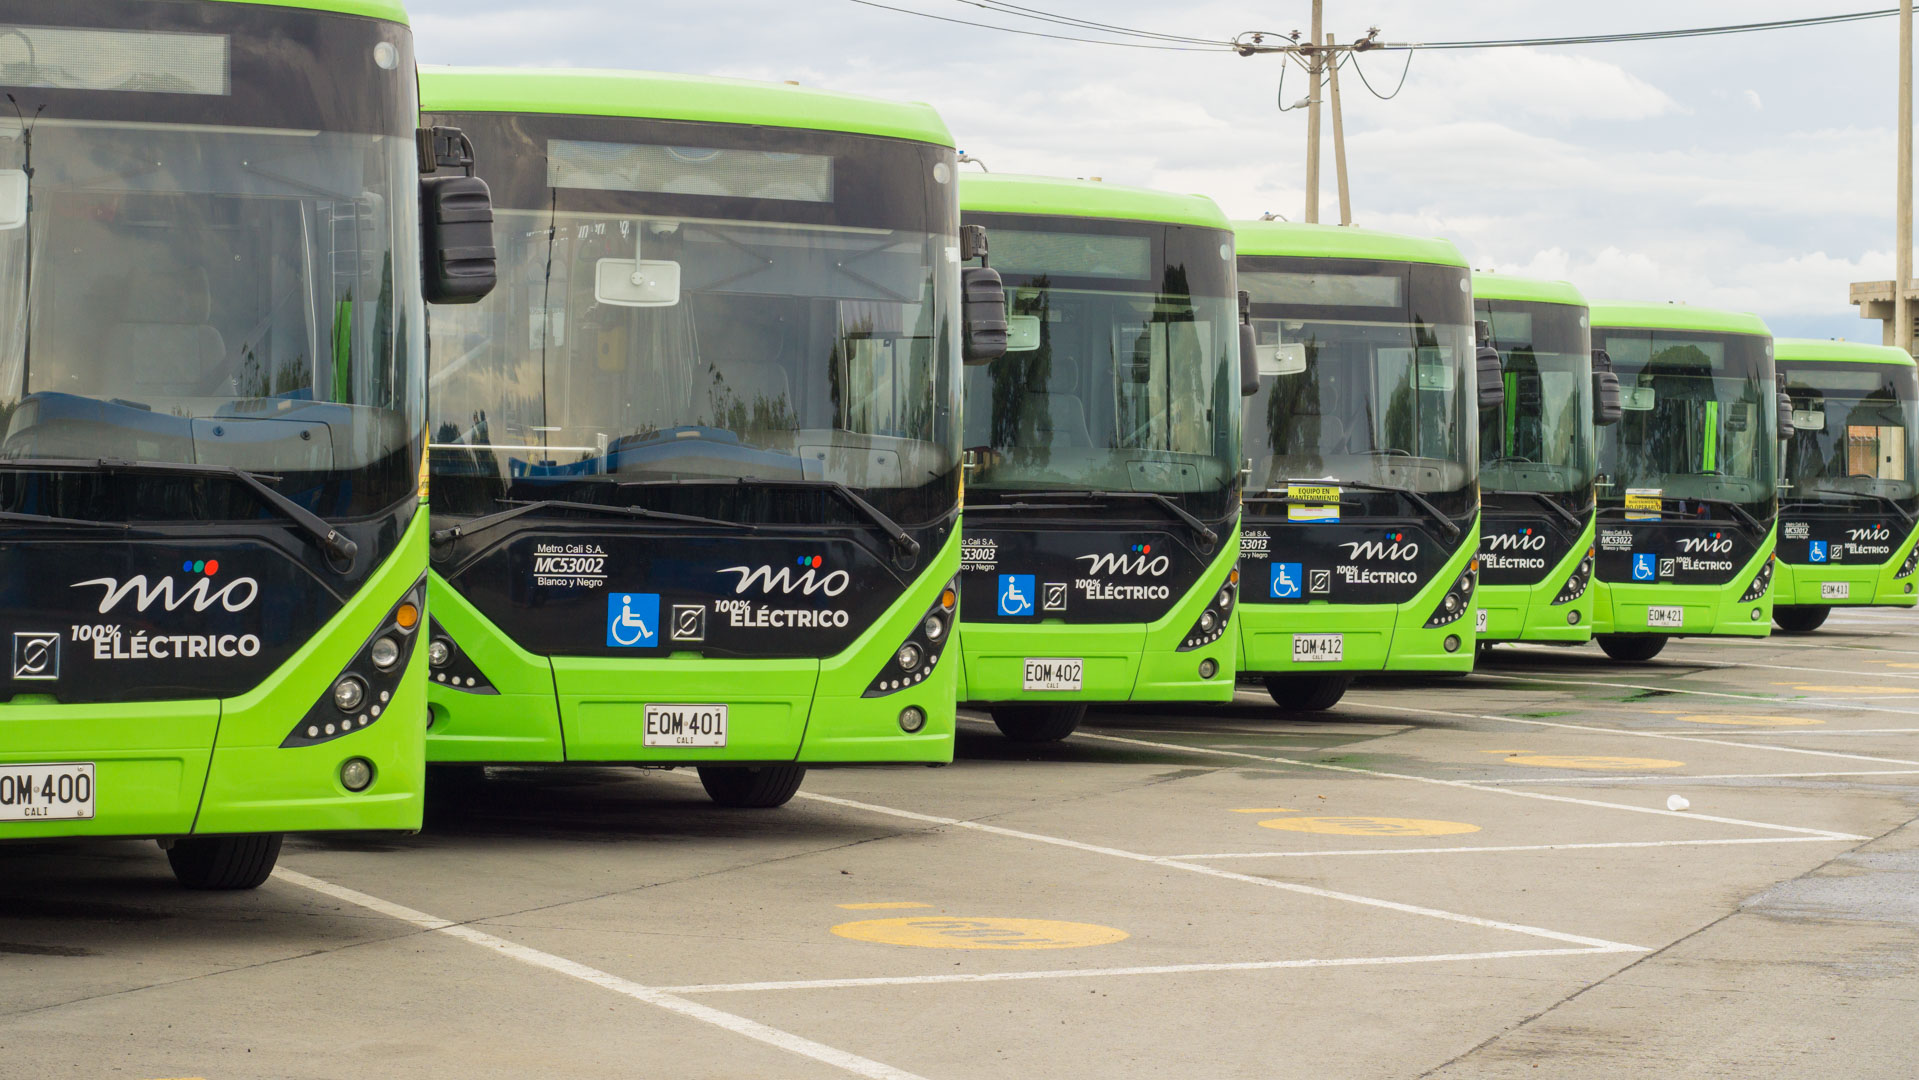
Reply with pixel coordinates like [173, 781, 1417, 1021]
[432, 499, 756, 545]
[1253, 479, 1462, 539]
[0, 457, 356, 564]
[1600, 495, 1768, 533]
[621, 478, 918, 557]
[1810, 488, 1917, 526]
[1015, 490, 1219, 548]
[0, 509, 133, 531]
[1499, 490, 1585, 531]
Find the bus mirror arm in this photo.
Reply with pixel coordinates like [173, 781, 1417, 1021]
[1591, 349, 1622, 425]
[1476, 346, 1505, 409]
[1238, 290, 1259, 396]
[417, 125, 498, 305]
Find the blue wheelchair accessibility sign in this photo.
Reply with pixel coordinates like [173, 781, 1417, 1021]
[1809, 541, 1828, 563]
[998, 574, 1036, 616]
[606, 593, 660, 648]
[1631, 553, 1656, 582]
[1271, 562, 1303, 599]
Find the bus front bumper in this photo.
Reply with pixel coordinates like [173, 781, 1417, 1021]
[1774, 558, 1919, 609]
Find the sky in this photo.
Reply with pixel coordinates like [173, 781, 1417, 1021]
[406, 1, 1910, 342]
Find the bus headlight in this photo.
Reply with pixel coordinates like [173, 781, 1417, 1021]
[424, 619, 498, 694]
[1740, 555, 1775, 603]
[369, 636, 401, 670]
[1179, 568, 1239, 652]
[1899, 544, 1919, 579]
[1554, 548, 1595, 605]
[340, 758, 375, 792]
[332, 676, 367, 712]
[1425, 560, 1478, 629]
[427, 639, 452, 667]
[282, 577, 426, 749]
[865, 578, 956, 698]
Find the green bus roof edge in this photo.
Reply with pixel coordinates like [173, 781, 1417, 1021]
[1589, 300, 1772, 338]
[210, 0, 410, 24]
[419, 67, 954, 148]
[1774, 337, 1917, 367]
[959, 173, 1229, 230]
[1472, 271, 1586, 308]
[1232, 220, 1466, 268]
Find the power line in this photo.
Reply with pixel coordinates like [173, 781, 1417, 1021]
[843, 0, 1234, 51]
[948, 1, 1227, 46]
[1237, 9, 1900, 55]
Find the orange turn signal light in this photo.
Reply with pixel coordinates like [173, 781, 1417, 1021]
[395, 602, 420, 630]
[940, 588, 957, 611]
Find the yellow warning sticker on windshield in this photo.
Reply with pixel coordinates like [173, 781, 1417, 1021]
[1624, 489, 1662, 521]
[1288, 485, 1341, 523]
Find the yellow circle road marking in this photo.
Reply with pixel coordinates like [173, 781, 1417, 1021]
[832, 917, 1128, 950]
[1775, 684, 1913, 695]
[1484, 751, 1684, 770]
[837, 901, 932, 910]
[1679, 714, 1824, 727]
[1258, 815, 1480, 837]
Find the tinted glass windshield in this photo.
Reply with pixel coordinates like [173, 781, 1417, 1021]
[1242, 256, 1477, 515]
[959, 213, 1238, 521]
[0, 9, 424, 520]
[1475, 298, 1594, 500]
[428, 115, 960, 528]
[1594, 328, 1775, 514]
[1780, 360, 1919, 511]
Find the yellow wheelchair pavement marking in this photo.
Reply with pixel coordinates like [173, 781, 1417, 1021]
[1483, 751, 1685, 770]
[1679, 714, 1824, 727]
[837, 902, 932, 910]
[1258, 816, 1481, 838]
[832, 917, 1128, 950]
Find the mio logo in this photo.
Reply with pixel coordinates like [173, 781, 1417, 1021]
[719, 556, 851, 596]
[1486, 530, 1547, 552]
[72, 560, 258, 614]
[1340, 533, 1420, 562]
[1849, 525, 1892, 542]
[1077, 544, 1171, 577]
[1676, 534, 1734, 554]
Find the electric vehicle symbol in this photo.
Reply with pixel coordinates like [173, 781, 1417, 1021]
[998, 574, 1035, 617]
[606, 593, 660, 647]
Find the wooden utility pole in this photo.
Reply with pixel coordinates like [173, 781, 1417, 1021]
[1326, 32, 1352, 226]
[1303, 0, 1323, 223]
[1900, 0, 1913, 354]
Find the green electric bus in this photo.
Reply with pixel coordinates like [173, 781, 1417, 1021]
[0, 0, 496, 886]
[956, 174, 1244, 743]
[1236, 222, 1488, 711]
[420, 69, 1004, 805]
[1588, 302, 1781, 661]
[1772, 338, 1919, 631]
[1473, 273, 1615, 647]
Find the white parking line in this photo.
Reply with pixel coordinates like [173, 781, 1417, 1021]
[1467, 671, 1919, 716]
[1167, 836, 1848, 859]
[273, 869, 930, 1080]
[795, 792, 1648, 952]
[654, 947, 1629, 995]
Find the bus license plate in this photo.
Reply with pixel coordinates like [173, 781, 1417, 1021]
[643, 705, 727, 748]
[1293, 634, 1343, 662]
[1821, 582, 1850, 600]
[1475, 608, 1489, 633]
[0, 763, 95, 822]
[1647, 606, 1684, 628]
[1023, 658, 1083, 692]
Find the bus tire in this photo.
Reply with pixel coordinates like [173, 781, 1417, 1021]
[1773, 605, 1830, 634]
[1264, 674, 1350, 712]
[698, 765, 806, 808]
[166, 834, 283, 890]
[1596, 634, 1667, 663]
[990, 704, 1086, 743]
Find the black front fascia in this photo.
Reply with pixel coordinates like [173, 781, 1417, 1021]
[433, 515, 952, 660]
[1241, 498, 1475, 606]
[1479, 491, 1589, 587]
[0, 0, 415, 136]
[0, 501, 412, 704]
[959, 510, 1226, 626]
[1595, 507, 1772, 586]
[1778, 509, 1904, 567]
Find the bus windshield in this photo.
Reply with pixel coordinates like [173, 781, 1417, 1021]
[1594, 329, 1776, 516]
[959, 214, 1239, 522]
[1780, 360, 1919, 511]
[1475, 298, 1594, 502]
[1241, 256, 1478, 517]
[428, 120, 960, 528]
[0, 9, 424, 520]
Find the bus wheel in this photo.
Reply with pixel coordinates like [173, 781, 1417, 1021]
[990, 705, 1086, 743]
[698, 765, 806, 808]
[1596, 634, 1667, 662]
[1264, 674, 1350, 712]
[165, 834, 283, 890]
[1773, 605, 1831, 634]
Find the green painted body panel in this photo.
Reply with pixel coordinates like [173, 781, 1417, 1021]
[1237, 521, 1482, 674]
[1475, 519, 1596, 644]
[1232, 221, 1467, 268]
[210, 0, 409, 23]
[1590, 530, 1777, 638]
[959, 174, 1229, 230]
[1472, 272, 1586, 308]
[1589, 302, 1771, 338]
[955, 528, 1242, 704]
[2, 514, 429, 840]
[1773, 338, 1915, 367]
[427, 531, 961, 765]
[1774, 522, 1919, 608]
[417, 68, 953, 147]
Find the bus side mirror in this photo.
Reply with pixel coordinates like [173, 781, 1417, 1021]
[1777, 390, 1795, 435]
[962, 267, 1008, 364]
[1592, 348, 1622, 425]
[1476, 346, 1505, 408]
[1238, 290, 1259, 396]
[417, 127, 497, 305]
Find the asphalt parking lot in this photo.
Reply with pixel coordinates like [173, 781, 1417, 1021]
[7, 612, 1919, 1079]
